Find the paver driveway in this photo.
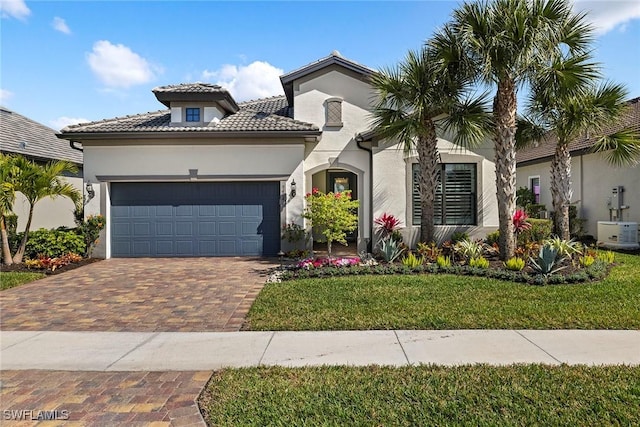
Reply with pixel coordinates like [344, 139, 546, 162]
[0, 258, 277, 332]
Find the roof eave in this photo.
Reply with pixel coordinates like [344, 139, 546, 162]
[57, 130, 322, 141]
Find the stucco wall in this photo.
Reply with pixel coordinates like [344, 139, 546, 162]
[13, 174, 83, 232]
[516, 152, 640, 237]
[82, 142, 305, 258]
[294, 69, 373, 251]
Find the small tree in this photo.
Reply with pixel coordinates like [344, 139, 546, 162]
[0, 155, 18, 265]
[303, 188, 359, 257]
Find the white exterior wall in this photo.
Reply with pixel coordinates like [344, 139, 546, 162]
[13, 175, 83, 232]
[517, 152, 640, 238]
[373, 138, 499, 246]
[294, 69, 374, 252]
[83, 142, 305, 258]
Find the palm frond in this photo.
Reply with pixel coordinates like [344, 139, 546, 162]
[439, 92, 493, 149]
[591, 129, 640, 167]
[515, 115, 548, 149]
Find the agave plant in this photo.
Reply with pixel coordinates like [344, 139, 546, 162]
[379, 238, 405, 263]
[529, 245, 566, 276]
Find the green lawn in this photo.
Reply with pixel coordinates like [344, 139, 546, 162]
[247, 253, 640, 330]
[199, 365, 640, 426]
[0, 271, 45, 290]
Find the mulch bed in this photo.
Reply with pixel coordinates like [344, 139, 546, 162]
[0, 258, 103, 275]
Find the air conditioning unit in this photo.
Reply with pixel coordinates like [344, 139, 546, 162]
[597, 221, 639, 249]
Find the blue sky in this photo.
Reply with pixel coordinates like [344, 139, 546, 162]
[1, 0, 639, 130]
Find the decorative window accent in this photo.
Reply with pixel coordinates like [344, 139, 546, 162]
[529, 176, 541, 203]
[185, 107, 201, 122]
[325, 97, 343, 127]
[412, 163, 477, 226]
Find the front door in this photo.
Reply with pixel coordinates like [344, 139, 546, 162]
[327, 171, 358, 241]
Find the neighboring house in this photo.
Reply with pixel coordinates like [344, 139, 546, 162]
[0, 106, 83, 232]
[59, 52, 498, 258]
[516, 97, 640, 238]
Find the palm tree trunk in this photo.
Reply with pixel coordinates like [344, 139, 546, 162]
[493, 77, 518, 260]
[13, 204, 34, 264]
[1, 216, 13, 265]
[551, 142, 572, 240]
[417, 122, 439, 243]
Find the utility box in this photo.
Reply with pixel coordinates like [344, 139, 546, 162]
[597, 221, 639, 249]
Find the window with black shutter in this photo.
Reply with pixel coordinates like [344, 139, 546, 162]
[412, 163, 477, 226]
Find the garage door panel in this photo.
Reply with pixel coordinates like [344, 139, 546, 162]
[111, 182, 280, 257]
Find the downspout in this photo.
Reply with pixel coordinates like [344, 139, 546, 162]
[356, 135, 373, 253]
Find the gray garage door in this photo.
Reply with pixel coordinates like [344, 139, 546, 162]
[110, 182, 280, 257]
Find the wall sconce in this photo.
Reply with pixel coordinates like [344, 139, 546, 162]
[85, 181, 95, 200]
[290, 179, 297, 198]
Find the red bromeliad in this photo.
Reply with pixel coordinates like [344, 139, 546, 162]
[374, 213, 402, 236]
[512, 209, 531, 234]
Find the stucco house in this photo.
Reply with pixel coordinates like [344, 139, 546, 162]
[0, 106, 83, 231]
[516, 97, 640, 239]
[59, 52, 498, 258]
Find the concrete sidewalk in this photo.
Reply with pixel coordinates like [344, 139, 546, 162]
[2, 330, 638, 370]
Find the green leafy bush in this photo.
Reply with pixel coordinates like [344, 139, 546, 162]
[17, 228, 86, 259]
[450, 231, 469, 243]
[485, 230, 500, 246]
[504, 257, 526, 271]
[579, 255, 595, 267]
[436, 255, 451, 268]
[597, 250, 615, 264]
[469, 257, 489, 269]
[518, 219, 553, 244]
[75, 214, 105, 257]
[526, 204, 547, 219]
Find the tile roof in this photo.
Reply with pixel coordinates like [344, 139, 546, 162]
[152, 83, 226, 94]
[60, 95, 318, 135]
[516, 97, 640, 164]
[0, 106, 83, 164]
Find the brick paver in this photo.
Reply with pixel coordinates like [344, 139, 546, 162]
[0, 370, 210, 426]
[0, 258, 277, 332]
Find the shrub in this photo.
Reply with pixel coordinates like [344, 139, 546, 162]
[401, 252, 423, 268]
[281, 222, 307, 244]
[526, 204, 547, 219]
[450, 231, 469, 243]
[469, 256, 489, 269]
[504, 257, 526, 271]
[544, 237, 581, 258]
[16, 229, 86, 259]
[485, 230, 500, 246]
[597, 250, 615, 264]
[455, 239, 484, 260]
[516, 186, 536, 207]
[518, 219, 553, 244]
[24, 253, 83, 271]
[75, 214, 105, 257]
[416, 242, 441, 262]
[579, 255, 595, 267]
[436, 255, 451, 268]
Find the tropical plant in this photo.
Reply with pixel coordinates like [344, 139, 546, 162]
[450, 231, 470, 243]
[444, 0, 594, 259]
[504, 257, 526, 271]
[75, 214, 105, 257]
[454, 239, 484, 260]
[371, 41, 490, 244]
[522, 69, 640, 239]
[544, 237, 581, 258]
[401, 252, 424, 268]
[579, 255, 595, 267]
[2, 155, 82, 263]
[512, 209, 532, 234]
[379, 238, 405, 263]
[282, 222, 308, 245]
[469, 256, 490, 269]
[436, 255, 451, 268]
[529, 245, 566, 276]
[485, 230, 500, 247]
[303, 189, 359, 257]
[416, 241, 442, 262]
[596, 250, 615, 264]
[373, 213, 402, 241]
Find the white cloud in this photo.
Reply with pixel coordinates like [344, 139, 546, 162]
[0, 0, 30, 20]
[573, 0, 640, 35]
[49, 116, 90, 130]
[0, 88, 14, 104]
[201, 61, 284, 101]
[87, 40, 161, 89]
[52, 16, 71, 34]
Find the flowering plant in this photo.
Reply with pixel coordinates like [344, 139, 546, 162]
[512, 209, 531, 234]
[297, 256, 361, 269]
[374, 213, 402, 240]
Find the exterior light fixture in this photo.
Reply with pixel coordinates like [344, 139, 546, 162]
[290, 179, 297, 198]
[86, 181, 95, 200]
[277, 250, 285, 268]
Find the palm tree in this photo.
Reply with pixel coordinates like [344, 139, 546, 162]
[370, 44, 490, 244]
[10, 156, 82, 263]
[446, 0, 594, 259]
[522, 58, 640, 238]
[0, 155, 18, 265]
